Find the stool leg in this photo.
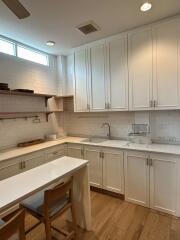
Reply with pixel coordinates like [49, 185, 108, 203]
[71, 205, 78, 240]
[44, 219, 52, 240]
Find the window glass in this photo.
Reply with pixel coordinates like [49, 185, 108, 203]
[17, 45, 49, 66]
[0, 38, 15, 56]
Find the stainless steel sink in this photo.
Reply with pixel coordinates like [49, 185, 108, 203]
[81, 138, 108, 143]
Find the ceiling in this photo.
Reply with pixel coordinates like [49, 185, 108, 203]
[0, 0, 180, 55]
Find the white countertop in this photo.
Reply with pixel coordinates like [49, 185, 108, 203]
[0, 156, 88, 213]
[1, 136, 180, 163]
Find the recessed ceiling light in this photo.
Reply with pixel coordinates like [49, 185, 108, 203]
[46, 41, 55, 47]
[140, 1, 152, 12]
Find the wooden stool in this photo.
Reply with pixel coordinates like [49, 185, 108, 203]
[0, 209, 25, 240]
[21, 178, 77, 240]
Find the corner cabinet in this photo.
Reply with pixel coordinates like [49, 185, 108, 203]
[84, 145, 103, 188]
[74, 46, 89, 112]
[124, 150, 179, 216]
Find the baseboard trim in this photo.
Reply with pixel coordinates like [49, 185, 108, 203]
[90, 186, 125, 200]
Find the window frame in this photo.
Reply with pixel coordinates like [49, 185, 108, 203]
[0, 35, 49, 67]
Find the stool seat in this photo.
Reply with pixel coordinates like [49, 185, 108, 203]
[0, 219, 4, 225]
[21, 190, 69, 217]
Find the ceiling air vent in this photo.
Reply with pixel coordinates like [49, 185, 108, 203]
[76, 21, 100, 35]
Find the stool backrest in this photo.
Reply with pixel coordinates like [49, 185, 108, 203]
[0, 209, 25, 240]
[44, 178, 73, 211]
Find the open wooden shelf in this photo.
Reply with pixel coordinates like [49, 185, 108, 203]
[55, 95, 73, 98]
[0, 90, 55, 106]
[0, 111, 55, 122]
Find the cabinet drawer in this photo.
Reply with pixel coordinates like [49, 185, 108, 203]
[45, 144, 67, 162]
[0, 161, 21, 181]
[67, 143, 84, 159]
[0, 151, 45, 181]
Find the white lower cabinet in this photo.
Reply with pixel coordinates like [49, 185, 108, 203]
[124, 151, 179, 216]
[124, 151, 149, 207]
[83, 145, 124, 194]
[84, 146, 103, 188]
[150, 153, 178, 215]
[103, 148, 124, 194]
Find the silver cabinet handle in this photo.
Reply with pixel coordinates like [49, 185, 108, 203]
[149, 159, 153, 166]
[81, 149, 84, 157]
[150, 100, 153, 108]
[20, 161, 26, 170]
[146, 158, 149, 165]
[99, 152, 102, 158]
[154, 100, 156, 108]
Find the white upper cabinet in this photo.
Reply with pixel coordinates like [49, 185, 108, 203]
[66, 54, 74, 96]
[106, 34, 128, 111]
[72, 16, 180, 112]
[74, 47, 89, 112]
[152, 18, 180, 109]
[128, 26, 153, 110]
[88, 40, 107, 111]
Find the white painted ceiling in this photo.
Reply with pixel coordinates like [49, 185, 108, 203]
[0, 0, 180, 55]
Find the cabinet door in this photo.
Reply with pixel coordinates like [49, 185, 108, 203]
[89, 41, 107, 111]
[124, 151, 149, 207]
[74, 47, 89, 112]
[67, 143, 84, 159]
[103, 148, 124, 194]
[128, 27, 153, 110]
[84, 146, 102, 188]
[150, 154, 178, 216]
[153, 19, 179, 109]
[106, 34, 128, 111]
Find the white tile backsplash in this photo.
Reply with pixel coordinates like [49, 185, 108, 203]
[64, 110, 180, 144]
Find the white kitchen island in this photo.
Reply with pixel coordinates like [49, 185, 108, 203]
[0, 156, 91, 230]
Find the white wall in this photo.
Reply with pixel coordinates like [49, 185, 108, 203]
[0, 53, 64, 150]
[0, 53, 58, 94]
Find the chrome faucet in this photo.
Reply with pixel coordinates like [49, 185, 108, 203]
[101, 122, 111, 139]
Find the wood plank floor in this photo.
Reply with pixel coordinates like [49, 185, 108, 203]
[25, 191, 180, 240]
